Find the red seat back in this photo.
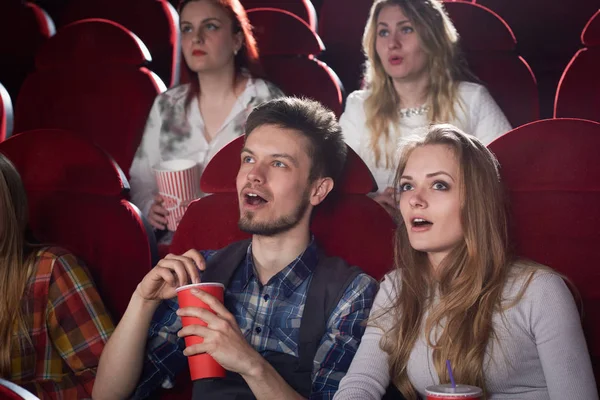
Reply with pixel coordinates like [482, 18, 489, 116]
[0, 82, 13, 141]
[318, 0, 373, 94]
[241, 0, 317, 30]
[0, 378, 39, 400]
[444, 1, 539, 128]
[59, 0, 181, 87]
[14, 19, 166, 174]
[247, 8, 344, 116]
[0, 2, 55, 100]
[554, 10, 600, 123]
[0, 129, 158, 320]
[488, 118, 600, 386]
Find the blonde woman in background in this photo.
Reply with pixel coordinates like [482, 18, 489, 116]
[0, 153, 114, 398]
[340, 0, 511, 215]
[333, 126, 598, 399]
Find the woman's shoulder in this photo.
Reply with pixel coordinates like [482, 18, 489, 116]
[153, 83, 192, 107]
[503, 262, 567, 303]
[456, 81, 490, 100]
[346, 89, 371, 106]
[33, 246, 86, 277]
[249, 77, 285, 100]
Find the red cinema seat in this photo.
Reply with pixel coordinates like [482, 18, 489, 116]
[444, 1, 539, 128]
[0, 378, 39, 400]
[247, 8, 345, 116]
[59, 0, 181, 87]
[241, 0, 317, 30]
[13, 18, 166, 175]
[554, 10, 600, 123]
[0, 129, 158, 321]
[318, 0, 373, 94]
[488, 118, 600, 388]
[0, 82, 13, 141]
[0, 1, 55, 101]
[163, 135, 394, 399]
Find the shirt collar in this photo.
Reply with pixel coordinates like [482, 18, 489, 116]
[240, 236, 319, 297]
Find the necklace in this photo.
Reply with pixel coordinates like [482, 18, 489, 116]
[399, 104, 430, 119]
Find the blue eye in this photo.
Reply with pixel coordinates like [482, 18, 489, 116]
[432, 181, 448, 190]
[242, 155, 254, 163]
[181, 25, 193, 34]
[401, 26, 414, 34]
[378, 29, 389, 37]
[272, 161, 286, 168]
[399, 183, 413, 192]
[205, 23, 219, 31]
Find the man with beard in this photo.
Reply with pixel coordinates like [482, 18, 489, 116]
[93, 98, 379, 400]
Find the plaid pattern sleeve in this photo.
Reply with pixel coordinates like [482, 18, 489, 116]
[133, 250, 218, 399]
[18, 248, 115, 399]
[310, 272, 379, 400]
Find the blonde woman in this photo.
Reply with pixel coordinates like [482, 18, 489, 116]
[0, 154, 114, 398]
[340, 0, 511, 214]
[334, 126, 598, 399]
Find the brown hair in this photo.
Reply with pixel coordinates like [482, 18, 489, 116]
[178, 0, 264, 108]
[0, 153, 37, 378]
[362, 0, 473, 168]
[377, 125, 543, 399]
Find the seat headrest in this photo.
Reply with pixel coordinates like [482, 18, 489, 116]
[488, 118, 600, 190]
[444, 1, 516, 51]
[35, 18, 151, 69]
[247, 8, 324, 56]
[0, 129, 128, 196]
[582, 9, 600, 47]
[200, 136, 376, 194]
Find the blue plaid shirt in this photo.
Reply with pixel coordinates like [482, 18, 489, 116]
[133, 238, 378, 399]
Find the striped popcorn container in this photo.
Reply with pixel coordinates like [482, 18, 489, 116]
[153, 159, 201, 231]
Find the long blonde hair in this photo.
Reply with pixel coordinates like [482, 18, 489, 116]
[0, 153, 37, 378]
[362, 0, 472, 168]
[379, 125, 541, 399]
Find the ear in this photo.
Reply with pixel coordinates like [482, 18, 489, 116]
[234, 32, 243, 53]
[309, 177, 334, 207]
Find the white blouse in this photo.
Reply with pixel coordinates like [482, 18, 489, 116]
[129, 78, 283, 218]
[339, 82, 512, 194]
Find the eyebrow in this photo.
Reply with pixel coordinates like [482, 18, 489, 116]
[181, 17, 221, 25]
[400, 171, 455, 182]
[377, 20, 411, 27]
[241, 148, 299, 167]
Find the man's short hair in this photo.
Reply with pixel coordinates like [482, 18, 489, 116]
[244, 97, 347, 185]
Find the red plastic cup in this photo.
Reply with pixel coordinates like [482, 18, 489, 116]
[426, 384, 483, 399]
[175, 283, 226, 380]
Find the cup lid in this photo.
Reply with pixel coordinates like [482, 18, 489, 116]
[425, 384, 483, 397]
[153, 159, 197, 172]
[175, 282, 225, 293]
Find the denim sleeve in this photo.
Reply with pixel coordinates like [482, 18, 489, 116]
[131, 250, 218, 399]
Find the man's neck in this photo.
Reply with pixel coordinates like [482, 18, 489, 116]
[197, 64, 239, 103]
[392, 73, 430, 109]
[251, 227, 311, 285]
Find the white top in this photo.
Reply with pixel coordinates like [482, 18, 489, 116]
[339, 82, 512, 194]
[129, 78, 283, 218]
[334, 268, 599, 400]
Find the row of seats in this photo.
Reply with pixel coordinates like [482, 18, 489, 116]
[5, 117, 596, 398]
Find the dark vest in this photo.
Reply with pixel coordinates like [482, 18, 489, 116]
[191, 239, 361, 400]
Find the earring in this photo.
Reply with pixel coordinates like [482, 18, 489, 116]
[234, 48, 239, 56]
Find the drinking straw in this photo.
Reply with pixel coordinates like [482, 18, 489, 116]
[446, 359, 456, 390]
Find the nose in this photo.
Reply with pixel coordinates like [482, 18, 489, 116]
[388, 31, 401, 49]
[246, 163, 266, 184]
[408, 189, 427, 209]
[192, 28, 204, 44]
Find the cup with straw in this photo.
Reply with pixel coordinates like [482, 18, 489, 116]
[425, 360, 483, 399]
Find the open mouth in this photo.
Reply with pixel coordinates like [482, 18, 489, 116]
[411, 218, 432, 228]
[192, 49, 206, 56]
[244, 192, 268, 206]
[389, 56, 403, 65]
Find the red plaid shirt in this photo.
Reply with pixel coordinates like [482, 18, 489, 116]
[10, 247, 115, 399]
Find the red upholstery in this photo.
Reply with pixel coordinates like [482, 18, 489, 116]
[488, 118, 600, 387]
[444, 1, 539, 128]
[554, 10, 600, 122]
[241, 0, 317, 30]
[0, 82, 13, 141]
[14, 19, 166, 175]
[318, 0, 372, 94]
[0, 378, 39, 400]
[247, 8, 323, 56]
[0, 129, 158, 321]
[246, 8, 344, 116]
[59, 0, 181, 87]
[0, 2, 55, 101]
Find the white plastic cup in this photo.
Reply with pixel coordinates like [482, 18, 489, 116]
[153, 159, 201, 231]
